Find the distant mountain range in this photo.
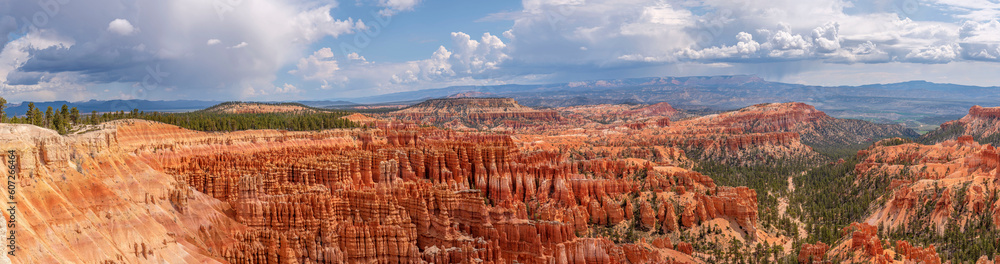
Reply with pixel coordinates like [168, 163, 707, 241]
[4, 75, 997, 132]
[1, 99, 357, 116]
[342, 75, 1000, 131]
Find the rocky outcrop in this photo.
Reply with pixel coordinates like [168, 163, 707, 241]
[676, 242, 694, 255]
[895, 240, 941, 264]
[825, 222, 893, 263]
[623, 102, 679, 118]
[7, 95, 855, 264]
[200, 102, 322, 114]
[968, 105, 1000, 119]
[845, 223, 885, 258]
[691, 102, 919, 146]
[797, 242, 829, 264]
[707, 187, 759, 238]
[548, 102, 912, 165]
[6, 119, 763, 263]
[387, 98, 560, 128]
[830, 223, 943, 264]
[856, 137, 1000, 234]
[922, 105, 1000, 145]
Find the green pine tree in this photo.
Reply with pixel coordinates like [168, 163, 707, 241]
[0, 97, 6, 123]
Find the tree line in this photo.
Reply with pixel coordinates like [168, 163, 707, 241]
[0, 97, 359, 134]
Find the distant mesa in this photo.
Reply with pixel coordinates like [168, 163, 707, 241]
[198, 101, 325, 114]
[447, 91, 494, 98]
[623, 102, 680, 118]
[557, 101, 682, 127]
[342, 113, 377, 124]
[400, 97, 526, 111]
[706, 102, 919, 147]
[966, 105, 1000, 119]
[921, 105, 1000, 146]
[387, 97, 560, 127]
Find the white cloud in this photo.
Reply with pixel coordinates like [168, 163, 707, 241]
[275, 83, 300, 94]
[376, 0, 421, 16]
[290, 47, 340, 81]
[107, 19, 137, 35]
[958, 20, 1000, 61]
[759, 24, 813, 58]
[0, 33, 89, 102]
[675, 32, 760, 60]
[300, 31, 511, 94]
[812, 22, 840, 53]
[346, 52, 367, 61]
[504, 0, 698, 64]
[905, 43, 961, 63]
[289, 5, 360, 43]
[319, 0, 1000, 97]
[228, 42, 249, 49]
[447, 32, 509, 75]
[927, 0, 1000, 21]
[5, 0, 1000, 101]
[2, 0, 365, 101]
[826, 41, 891, 63]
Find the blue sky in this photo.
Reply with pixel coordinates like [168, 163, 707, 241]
[1, 0, 1000, 103]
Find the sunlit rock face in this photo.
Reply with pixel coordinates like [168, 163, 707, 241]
[925, 105, 1000, 145]
[0, 99, 926, 263]
[2, 119, 727, 263]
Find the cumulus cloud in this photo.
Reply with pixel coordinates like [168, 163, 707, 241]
[296, 31, 511, 95]
[321, 0, 1000, 96]
[390, 32, 511, 83]
[375, 0, 421, 16]
[290, 47, 340, 81]
[825, 41, 891, 63]
[812, 22, 840, 53]
[0, 0, 365, 102]
[673, 7, 966, 64]
[4, 0, 1000, 101]
[758, 24, 814, 58]
[504, 0, 698, 64]
[275, 83, 300, 94]
[228, 42, 249, 49]
[905, 43, 961, 63]
[675, 32, 760, 60]
[107, 19, 137, 35]
[958, 20, 1000, 61]
[446, 32, 509, 75]
[0, 33, 88, 101]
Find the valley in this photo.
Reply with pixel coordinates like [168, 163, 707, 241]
[0, 98, 998, 263]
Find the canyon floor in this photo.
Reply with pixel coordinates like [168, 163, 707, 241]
[1, 99, 998, 263]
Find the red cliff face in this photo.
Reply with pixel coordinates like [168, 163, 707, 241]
[856, 137, 1000, 236]
[557, 102, 681, 128]
[5, 98, 855, 262]
[797, 242, 829, 264]
[895, 240, 942, 264]
[926, 105, 1000, 144]
[836, 136, 1000, 262]
[387, 98, 560, 128]
[829, 222, 942, 264]
[967, 105, 1000, 119]
[447, 101, 910, 167]
[709, 102, 829, 133]
[4, 119, 770, 263]
[693, 102, 917, 146]
[622, 102, 680, 118]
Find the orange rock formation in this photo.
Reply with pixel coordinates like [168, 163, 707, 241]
[2, 117, 763, 263]
[797, 242, 829, 263]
